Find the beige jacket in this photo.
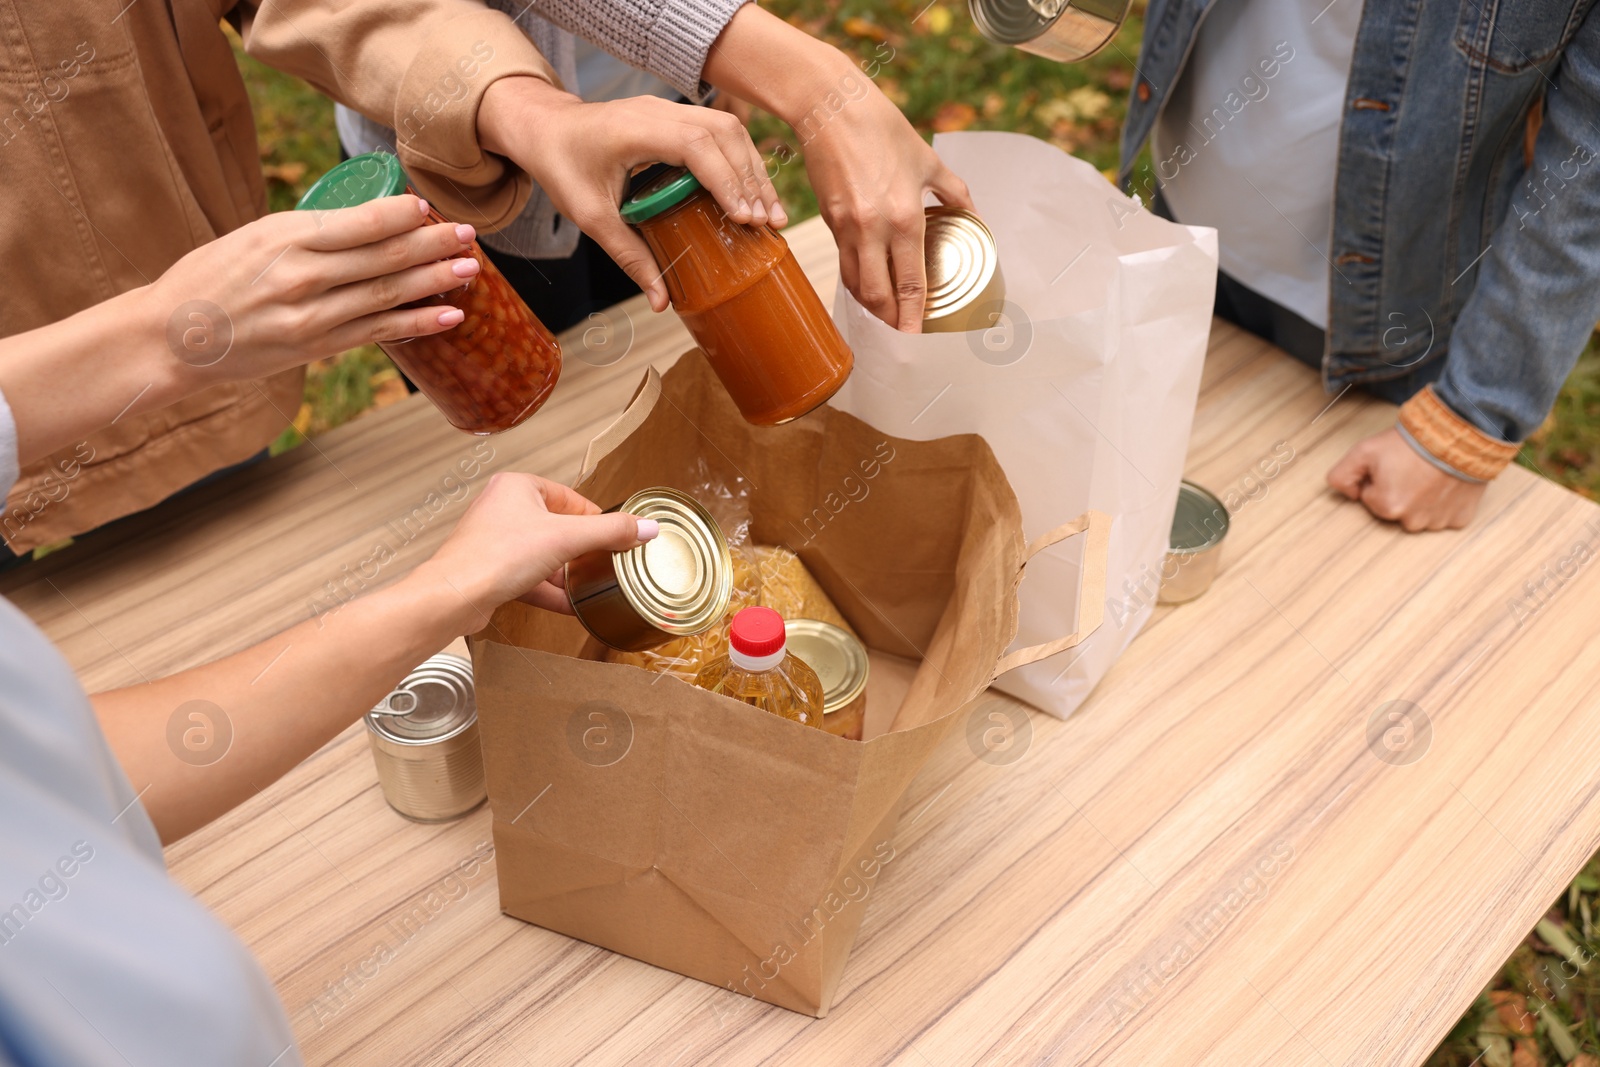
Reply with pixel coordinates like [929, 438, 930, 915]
[0, 0, 555, 552]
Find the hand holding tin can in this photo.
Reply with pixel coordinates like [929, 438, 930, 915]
[566, 487, 734, 652]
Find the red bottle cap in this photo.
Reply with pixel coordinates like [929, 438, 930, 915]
[729, 606, 786, 659]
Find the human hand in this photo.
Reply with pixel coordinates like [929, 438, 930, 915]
[0, 196, 482, 466]
[708, 90, 754, 127]
[1327, 427, 1489, 531]
[478, 78, 785, 312]
[416, 472, 659, 617]
[146, 195, 477, 382]
[798, 72, 972, 332]
[703, 5, 972, 332]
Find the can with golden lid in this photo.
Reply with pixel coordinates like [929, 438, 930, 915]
[921, 207, 1007, 334]
[566, 487, 734, 652]
[365, 653, 486, 822]
[784, 619, 870, 741]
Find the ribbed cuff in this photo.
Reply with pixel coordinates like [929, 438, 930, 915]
[649, 0, 750, 100]
[1396, 384, 1519, 482]
[393, 10, 558, 228]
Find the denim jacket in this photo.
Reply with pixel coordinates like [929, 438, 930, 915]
[1120, 0, 1600, 481]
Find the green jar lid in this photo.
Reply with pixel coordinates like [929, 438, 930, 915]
[620, 166, 702, 224]
[296, 152, 408, 212]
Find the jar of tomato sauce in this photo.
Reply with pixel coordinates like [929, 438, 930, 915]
[296, 153, 561, 435]
[621, 168, 853, 426]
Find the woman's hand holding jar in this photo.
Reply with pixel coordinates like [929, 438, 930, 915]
[1, 196, 475, 464]
[478, 77, 787, 313]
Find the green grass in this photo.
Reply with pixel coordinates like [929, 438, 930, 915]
[229, 18, 1600, 1059]
[1425, 852, 1600, 1067]
[1520, 339, 1600, 502]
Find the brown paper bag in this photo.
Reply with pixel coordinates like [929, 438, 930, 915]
[469, 352, 1107, 1016]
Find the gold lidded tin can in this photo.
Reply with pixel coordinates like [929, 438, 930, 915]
[921, 206, 1006, 334]
[969, 0, 1131, 64]
[1157, 480, 1230, 605]
[567, 487, 734, 652]
[785, 619, 870, 741]
[365, 653, 486, 822]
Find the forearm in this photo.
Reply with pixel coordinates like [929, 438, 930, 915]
[1411, 6, 1600, 474]
[90, 563, 489, 844]
[703, 5, 855, 124]
[0, 287, 184, 466]
[531, 0, 749, 101]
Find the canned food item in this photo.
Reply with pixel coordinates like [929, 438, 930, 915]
[621, 166, 854, 425]
[784, 619, 870, 741]
[921, 207, 1007, 335]
[969, 0, 1131, 63]
[297, 153, 562, 435]
[365, 653, 486, 821]
[1157, 480, 1229, 605]
[567, 487, 734, 652]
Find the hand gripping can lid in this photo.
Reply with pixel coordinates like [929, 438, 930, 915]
[566, 487, 734, 652]
[784, 619, 870, 740]
[968, 0, 1131, 63]
[920, 207, 1006, 335]
[365, 653, 487, 821]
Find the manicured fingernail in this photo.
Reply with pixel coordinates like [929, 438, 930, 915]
[636, 518, 660, 541]
[738, 198, 752, 219]
[417, 199, 430, 216]
[438, 307, 464, 326]
[750, 199, 768, 222]
[451, 257, 480, 278]
[455, 224, 474, 243]
[773, 204, 789, 226]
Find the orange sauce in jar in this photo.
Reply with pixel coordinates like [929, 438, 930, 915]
[622, 168, 852, 425]
[297, 154, 561, 435]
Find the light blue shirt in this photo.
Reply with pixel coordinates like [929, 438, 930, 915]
[0, 389, 300, 1066]
[1153, 0, 1362, 329]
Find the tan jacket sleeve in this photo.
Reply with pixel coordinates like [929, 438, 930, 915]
[235, 1, 560, 228]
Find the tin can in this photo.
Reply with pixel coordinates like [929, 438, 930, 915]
[969, 0, 1131, 63]
[365, 653, 486, 821]
[921, 207, 1006, 334]
[567, 487, 734, 652]
[785, 619, 870, 741]
[1157, 481, 1229, 605]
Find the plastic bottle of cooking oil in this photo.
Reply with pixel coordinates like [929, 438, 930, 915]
[695, 606, 825, 728]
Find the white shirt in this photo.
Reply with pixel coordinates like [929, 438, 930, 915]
[1153, 0, 1362, 329]
[0, 390, 300, 1065]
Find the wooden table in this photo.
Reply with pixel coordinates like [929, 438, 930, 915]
[8, 217, 1600, 1066]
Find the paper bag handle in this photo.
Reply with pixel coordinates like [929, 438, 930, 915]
[578, 368, 664, 483]
[990, 510, 1110, 679]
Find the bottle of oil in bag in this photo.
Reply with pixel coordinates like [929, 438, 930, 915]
[695, 606, 825, 728]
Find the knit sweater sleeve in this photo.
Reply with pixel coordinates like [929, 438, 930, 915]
[522, 0, 749, 101]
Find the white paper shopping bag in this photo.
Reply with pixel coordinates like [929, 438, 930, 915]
[829, 131, 1218, 718]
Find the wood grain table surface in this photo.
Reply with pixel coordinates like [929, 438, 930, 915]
[7, 216, 1600, 1066]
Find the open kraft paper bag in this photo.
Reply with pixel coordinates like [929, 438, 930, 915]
[469, 352, 1107, 1016]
